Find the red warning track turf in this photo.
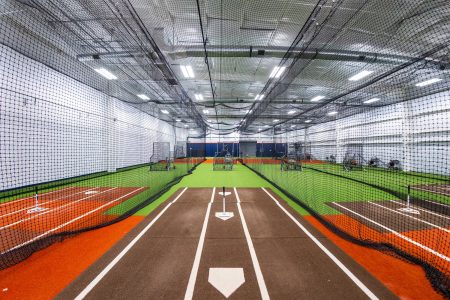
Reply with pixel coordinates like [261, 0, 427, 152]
[0, 186, 145, 255]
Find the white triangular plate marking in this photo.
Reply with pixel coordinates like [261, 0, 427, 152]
[215, 212, 234, 221]
[85, 191, 99, 194]
[208, 268, 245, 298]
[398, 207, 420, 215]
[218, 192, 231, 197]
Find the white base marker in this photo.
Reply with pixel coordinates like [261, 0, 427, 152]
[27, 206, 48, 213]
[215, 212, 234, 221]
[208, 268, 245, 298]
[262, 188, 378, 300]
[75, 187, 188, 300]
[397, 207, 420, 214]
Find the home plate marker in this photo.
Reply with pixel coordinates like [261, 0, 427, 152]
[398, 185, 420, 214]
[85, 190, 99, 195]
[208, 268, 245, 298]
[216, 187, 234, 221]
[27, 191, 48, 213]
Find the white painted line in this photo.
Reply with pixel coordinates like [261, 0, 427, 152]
[0, 186, 76, 207]
[2, 187, 145, 255]
[332, 202, 450, 262]
[422, 198, 450, 208]
[368, 201, 450, 233]
[389, 200, 450, 221]
[0, 187, 117, 231]
[262, 188, 378, 300]
[410, 186, 450, 201]
[0, 187, 99, 219]
[75, 187, 188, 300]
[234, 188, 270, 300]
[184, 187, 216, 300]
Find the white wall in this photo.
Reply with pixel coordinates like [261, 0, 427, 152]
[288, 92, 450, 175]
[0, 45, 186, 190]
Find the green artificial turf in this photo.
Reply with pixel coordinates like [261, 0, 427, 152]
[135, 163, 309, 216]
[2, 159, 448, 219]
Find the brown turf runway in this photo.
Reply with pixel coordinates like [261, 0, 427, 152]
[58, 187, 395, 299]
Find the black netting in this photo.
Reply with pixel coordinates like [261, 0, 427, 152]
[0, 0, 206, 269]
[1, 0, 450, 296]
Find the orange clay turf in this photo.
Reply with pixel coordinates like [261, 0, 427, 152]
[0, 215, 143, 300]
[304, 215, 444, 299]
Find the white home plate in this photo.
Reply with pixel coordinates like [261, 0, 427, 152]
[215, 212, 234, 221]
[27, 206, 48, 213]
[85, 190, 99, 195]
[398, 207, 420, 214]
[208, 268, 245, 298]
[218, 192, 231, 197]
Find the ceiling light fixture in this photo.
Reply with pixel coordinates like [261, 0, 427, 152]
[194, 94, 204, 101]
[327, 111, 338, 116]
[415, 78, 442, 87]
[203, 109, 209, 114]
[180, 65, 195, 78]
[269, 66, 286, 78]
[176, 119, 181, 122]
[311, 95, 325, 102]
[273, 119, 279, 122]
[288, 110, 296, 115]
[137, 94, 150, 100]
[161, 109, 169, 114]
[255, 94, 264, 101]
[348, 70, 373, 81]
[363, 97, 380, 104]
[94, 68, 117, 80]
[305, 119, 312, 123]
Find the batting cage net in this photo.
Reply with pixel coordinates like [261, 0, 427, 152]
[213, 143, 237, 171]
[0, 1, 205, 270]
[240, 1, 450, 296]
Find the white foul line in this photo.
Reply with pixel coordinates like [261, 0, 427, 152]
[411, 186, 450, 200]
[2, 187, 145, 255]
[0, 187, 99, 219]
[0, 186, 76, 207]
[234, 188, 270, 300]
[0, 187, 117, 231]
[368, 201, 450, 233]
[262, 188, 378, 300]
[389, 200, 450, 220]
[75, 187, 188, 300]
[332, 202, 450, 262]
[184, 187, 216, 300]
